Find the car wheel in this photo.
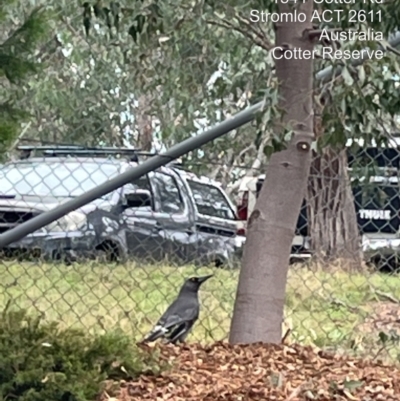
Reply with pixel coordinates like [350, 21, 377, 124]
[95, 241, 121, 263]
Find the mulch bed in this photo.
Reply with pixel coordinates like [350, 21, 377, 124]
[101, 342, 400, 400]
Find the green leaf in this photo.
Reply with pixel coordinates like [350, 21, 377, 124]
[358, 65, 365, 85]
[342, 67, 354, 86]
[378, 331, 389, 344]
[343, 379, 364, 392]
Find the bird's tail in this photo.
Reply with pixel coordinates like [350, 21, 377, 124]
[142, 325, 168, 343]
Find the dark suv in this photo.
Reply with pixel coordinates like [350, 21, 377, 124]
[0, 146, 244, 267]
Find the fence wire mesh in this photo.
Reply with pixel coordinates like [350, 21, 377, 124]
[2, 1, 400, 367]
[2, 145, 400, 363]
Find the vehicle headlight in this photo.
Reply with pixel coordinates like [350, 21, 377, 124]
[44, 211, 87, 233]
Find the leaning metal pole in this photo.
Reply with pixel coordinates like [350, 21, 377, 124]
[0, 31, 400, 248]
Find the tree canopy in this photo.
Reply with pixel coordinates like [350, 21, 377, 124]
[2, 1, 400, 183]
[0, 1, 50, 157]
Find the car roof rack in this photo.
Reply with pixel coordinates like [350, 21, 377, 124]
[16, 145, 158, 162]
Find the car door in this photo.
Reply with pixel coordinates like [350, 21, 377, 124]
[185, 179, 238, 265]
[121, 174, 165, 262]
[149, 170, 196, 264]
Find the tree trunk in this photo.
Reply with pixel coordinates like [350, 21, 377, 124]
[136, 94, 153, 151]
[307, 147, 362, 269]
[229, 0, 315, 344]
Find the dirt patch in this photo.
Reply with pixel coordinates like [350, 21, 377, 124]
[100, 342, 400, 400]
[359, 301, 400, 336]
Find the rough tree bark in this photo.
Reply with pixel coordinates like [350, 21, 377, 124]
[229, 0, 315, 344]
[306, 94, 362, 270]
[307, 147, 362, 269]
[136, 94, 153, 151]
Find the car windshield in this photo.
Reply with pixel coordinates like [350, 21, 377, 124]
[187, 179, 236, 220]
[0, 161, 120, 198]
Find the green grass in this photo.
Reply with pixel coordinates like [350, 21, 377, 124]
[1, 259, 400, 362]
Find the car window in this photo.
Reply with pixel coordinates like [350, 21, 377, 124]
[124, 174, 152, 192]
[122, 174, 153, 210]
[152, 172, 184, 214]
[0, 161, 120, 198]
[187, 180, 236, 220]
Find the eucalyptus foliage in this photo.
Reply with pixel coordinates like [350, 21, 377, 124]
[0, 1, 50, 156]
[5, 0, 400, 182]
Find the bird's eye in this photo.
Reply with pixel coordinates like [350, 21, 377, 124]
[190, 278, 196, 282]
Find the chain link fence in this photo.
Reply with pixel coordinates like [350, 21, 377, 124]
[2, 145, 400, 364]
[2, 1, 400, 367]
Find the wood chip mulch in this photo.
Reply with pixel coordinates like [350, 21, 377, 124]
[100, 341, 400, 400]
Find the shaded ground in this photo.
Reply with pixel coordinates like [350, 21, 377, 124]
[100, 342, 399, 401]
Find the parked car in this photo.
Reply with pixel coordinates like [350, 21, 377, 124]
[233, 144, 400, 268]
[0, 146, 245, 267]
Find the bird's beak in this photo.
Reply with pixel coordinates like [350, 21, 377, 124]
[198, 274, 213, 284]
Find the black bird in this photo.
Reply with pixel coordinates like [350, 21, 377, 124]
[142, 275, 213, 344]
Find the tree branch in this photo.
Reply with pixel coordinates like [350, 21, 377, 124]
[252, 134, 270, 171]
[235, 12, 273, 50]
[205, 19, 271, 52]
[385, 44, 400, 57]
